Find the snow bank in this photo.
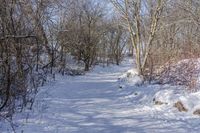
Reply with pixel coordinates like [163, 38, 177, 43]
[118, 58, 200, 116]
[118, 69, 144, 86]
[154, 88, 200, 115]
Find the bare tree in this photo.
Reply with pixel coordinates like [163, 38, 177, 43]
[111, 0, 165, 75]
[58, 0, 106, 71]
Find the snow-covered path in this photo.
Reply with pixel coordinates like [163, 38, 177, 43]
[3, 59, 200, 133]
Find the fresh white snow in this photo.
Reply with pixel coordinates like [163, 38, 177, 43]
[1, 58, 200, 133]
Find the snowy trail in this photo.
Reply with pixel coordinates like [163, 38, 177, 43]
[3, 59, 200, 133]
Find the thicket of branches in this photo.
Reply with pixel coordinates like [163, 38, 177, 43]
[0, 0, 128, 118]
[1, 0, 200, 118]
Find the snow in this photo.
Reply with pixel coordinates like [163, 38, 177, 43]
[1, 58, 200, 133]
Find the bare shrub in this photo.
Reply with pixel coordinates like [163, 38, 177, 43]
[148, 58, 200, 91]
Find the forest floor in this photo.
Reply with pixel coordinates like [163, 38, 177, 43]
[2, 58, 200, 133]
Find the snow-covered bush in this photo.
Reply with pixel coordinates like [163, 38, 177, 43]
[119, 69, 144, 86]
[153, 58, 200, 91]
